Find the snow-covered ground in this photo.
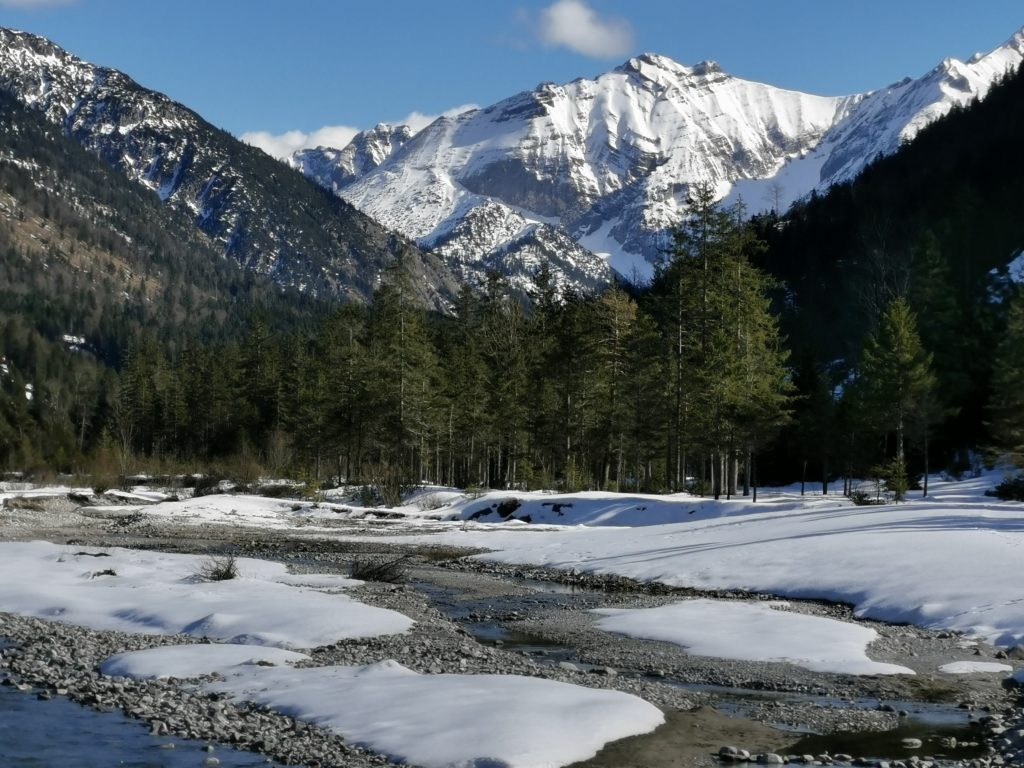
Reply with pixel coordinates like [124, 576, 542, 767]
[0, 538, 667, 768]
[3, 471, 1023, 767]
[0, 542, 411, 646]
[408, 473, 1024, 646]
[593, 599, 913, 675]
[7, 472, 1023, 647]
[103, 648, 663, 768]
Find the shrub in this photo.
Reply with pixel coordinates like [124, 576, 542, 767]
[256, 483, 295, 498]
[849, 489, 882, 506]
[879, 456, 909, 502]
[191, 474, 224, 498]
[350, 555, 410, 583]
[987, 474, 1024, 501]
[195, 554, 239, 581]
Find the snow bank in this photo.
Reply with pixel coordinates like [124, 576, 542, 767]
[438, 487, 847, 526]
[593, 599, 913, 675]
[207, 660, 664, 768]
[390, 474, 1024, 645]
[101, 643, 309, 679]
[938, 661, 1014, 674]
[0, 542, 412, 647]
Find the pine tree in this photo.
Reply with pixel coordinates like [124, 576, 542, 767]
[859, 297, 936, 499]
[656, 184, 791, 498]
[365, 256, 439, 488]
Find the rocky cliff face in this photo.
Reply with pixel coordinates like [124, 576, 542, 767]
[0, 28, 458, 308]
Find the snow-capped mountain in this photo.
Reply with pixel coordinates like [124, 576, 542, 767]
[0, 28, 458, 307]
[297, 31, 1024, 287]
[307, 55, 855, 284]
[290, 123, 413, 195]
[726, 28, 1024, 212]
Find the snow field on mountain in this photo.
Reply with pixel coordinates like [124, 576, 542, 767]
[0, 542, 411, 647]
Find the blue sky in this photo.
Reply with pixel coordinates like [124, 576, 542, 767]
[2, 0, 1022, 157]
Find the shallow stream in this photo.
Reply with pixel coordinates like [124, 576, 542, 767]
[411, 576, 986, 761]
[0, 638, 286, 768]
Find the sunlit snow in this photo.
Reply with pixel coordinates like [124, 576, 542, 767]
[594, 599, 913, 675]
[0, 542, 412, 647]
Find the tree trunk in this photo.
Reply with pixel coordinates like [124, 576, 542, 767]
[752, 453, 758, 503]
[923, 431, 930, 497]
[743, 449, 751, 497]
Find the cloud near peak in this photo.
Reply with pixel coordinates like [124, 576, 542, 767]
[241, 126, 360, 161]
[538, 0, 634, 59]
[241, 104, 478, 161]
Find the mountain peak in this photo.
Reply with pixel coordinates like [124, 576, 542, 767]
[616, 52, 730, 89]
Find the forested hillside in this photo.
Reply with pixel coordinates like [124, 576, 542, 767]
[754, 61, 1024, 483]
[0, 91, 327, 470]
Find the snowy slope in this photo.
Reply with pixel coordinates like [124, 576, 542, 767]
[727, 28, 1024, 212]
[296, 30, 1024, 290]
[336, 56, 851, 286]
[290, 123, 414, 194]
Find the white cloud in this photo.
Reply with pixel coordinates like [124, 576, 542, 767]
[241, 104, 478, 161]
[397, 103, 479, 132]
[538, 0, 634, 59]
[0, 0, 75, 7]
[241, 125, 360, 160]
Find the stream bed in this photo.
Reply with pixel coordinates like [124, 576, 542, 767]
[410, 575, 989, 762]
[0, 639, 285, 768]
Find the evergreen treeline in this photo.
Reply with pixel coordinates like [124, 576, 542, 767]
[104, 187, 791, 497]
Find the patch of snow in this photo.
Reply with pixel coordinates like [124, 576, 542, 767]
[207, 660, 664, 768]
[578, 220, 654, 284]
[0, 542, 412, 648]
[101, 643, 309, 680]
[938, 661, 1014, 674]
[593, 599, 913, 675]
[1008, 250, 1024, 284]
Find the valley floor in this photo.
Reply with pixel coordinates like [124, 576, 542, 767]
[1, 475, 1023, 768]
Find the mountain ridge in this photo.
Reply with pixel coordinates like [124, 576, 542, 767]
[0, 27, 459, 309]
[294, 29, 1024, 290]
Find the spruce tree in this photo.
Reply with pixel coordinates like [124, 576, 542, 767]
[859, 297, 936, 499]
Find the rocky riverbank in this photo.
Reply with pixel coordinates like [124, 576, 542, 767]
[1, 494, 1023, 767]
